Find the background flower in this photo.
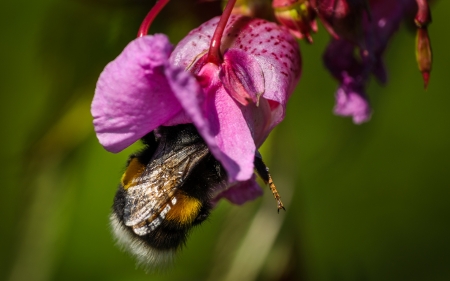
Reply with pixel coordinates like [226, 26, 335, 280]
[322, 0, 420, 123]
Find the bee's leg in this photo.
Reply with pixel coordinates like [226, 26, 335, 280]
[254, 152, 285, 213]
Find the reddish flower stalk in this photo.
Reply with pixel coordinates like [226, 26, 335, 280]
[415, 0, 431, 27]
[207, 0, 237, 65]
[137, 0, 170, 37]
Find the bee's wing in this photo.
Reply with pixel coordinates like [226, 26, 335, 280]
[123, 144, 209, 235]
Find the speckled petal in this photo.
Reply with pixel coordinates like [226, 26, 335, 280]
[92, 35, 181, 152]
[222, 16, 301, 114]
[169, 15, 301, 129]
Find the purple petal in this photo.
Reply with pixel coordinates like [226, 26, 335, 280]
[205, 86, 256, 182]
[323, 38, 361, 81]
[165, 62, 253, 182]
[161, 62, 268, 180]
[372, 59, 388, 84]
[241, 97, 272, 148]
[212, 175, 263, 205]
[92, 35, 181, 152]
[163, 63, 209, 131]
[333, 74, 372, 124]
[323, 0, 416, 123]
[367, 0, 414, 53]
[219, 48, 265, 106]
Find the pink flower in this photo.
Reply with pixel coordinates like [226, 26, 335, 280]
[322, 0, 418, 123]
[91, 15, 301, 202]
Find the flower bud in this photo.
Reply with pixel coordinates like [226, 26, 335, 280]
[224, 0, 273, 18]
[414, 0, 432, 89]
[272, 0, 317, 43]
[416, 27, 432, 89]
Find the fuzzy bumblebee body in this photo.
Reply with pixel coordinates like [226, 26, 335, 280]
[110, 124, 228, 265]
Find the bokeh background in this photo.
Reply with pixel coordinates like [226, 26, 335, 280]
[1, 0, 449, 280]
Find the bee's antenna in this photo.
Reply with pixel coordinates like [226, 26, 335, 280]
[254, 153, 285, 212]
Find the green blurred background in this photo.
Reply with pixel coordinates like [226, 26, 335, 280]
[1, 0, 449, 280]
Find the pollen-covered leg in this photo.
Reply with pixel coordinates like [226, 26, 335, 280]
[254, 153, 286, 212]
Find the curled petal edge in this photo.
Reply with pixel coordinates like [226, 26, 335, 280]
[92, 34, 181, 153]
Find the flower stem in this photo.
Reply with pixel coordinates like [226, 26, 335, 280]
[207, 0, 237, 65]
[137, 0, 170, 38]
[414, 0, 431, 27]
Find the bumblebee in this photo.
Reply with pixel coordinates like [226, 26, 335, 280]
[110, 124, 284, 266]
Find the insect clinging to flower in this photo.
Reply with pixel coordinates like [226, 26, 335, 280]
[91, 0, 300, 266]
